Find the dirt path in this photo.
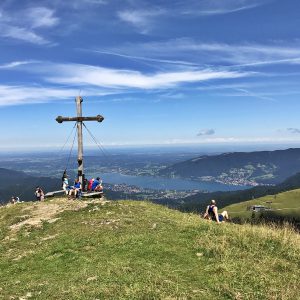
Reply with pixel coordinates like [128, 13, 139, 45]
[9, 198, 108, 232]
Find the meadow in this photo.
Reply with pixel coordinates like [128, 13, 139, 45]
[223, 189, 300, 223]
[0, 198, 299, 299]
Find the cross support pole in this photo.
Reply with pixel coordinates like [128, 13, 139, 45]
[56, 96, 104, 186]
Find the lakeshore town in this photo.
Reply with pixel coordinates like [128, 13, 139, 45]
[104, 183, 201, 201]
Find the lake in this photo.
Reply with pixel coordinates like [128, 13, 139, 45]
[90, 172, 250, 192]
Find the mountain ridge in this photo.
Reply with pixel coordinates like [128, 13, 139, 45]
[159, 147, 300, 185]
[0, 168, 59, 204]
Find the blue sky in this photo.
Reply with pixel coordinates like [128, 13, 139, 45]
[1, 0, 300, 150]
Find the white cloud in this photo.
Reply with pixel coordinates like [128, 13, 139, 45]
[65, 0, 107, 9]
[26, 7, 59, 29]
[0, 61, 34, 69]
[0, 6, 58, 44]
[90, 49, 197, 67]
[117, 0, 271, 26]
[42, 63, 249, 89]
[162, 136, 300, 145]
[0, 24, 49, 45]
[0, 85, 113, 106]
[0, 61, 251, 106]
[183, 0, 270, 16]
[112, 39, 300, 67]
[117, 9, 164, 33]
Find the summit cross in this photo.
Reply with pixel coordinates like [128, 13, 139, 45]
[56, 96, 104, 185]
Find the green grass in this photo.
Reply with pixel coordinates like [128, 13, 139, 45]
[223, 188, 300, 221]
[0, 198, 299, 299]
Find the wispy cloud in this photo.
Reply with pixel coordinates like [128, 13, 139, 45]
[40, 63, 249, 89]
[64, 0, 107, 9]
[117, 0, 271, 31]
[111, 39, 300, 67]
[0, 61, 35, 69]
[117, 9, 164, 34]
[0, 24, 49, 45]
[26, 7, 59, 29]
[0, 6, 58, 44]
[197, 129, 215, 136]
[163, 136, 300, 145]
[0, 84, 113, 106]
[90, 49, 198, 67]
[226, 87, 276, 102]
[0, 60, 251, 105]
[183, 0, 271, 16]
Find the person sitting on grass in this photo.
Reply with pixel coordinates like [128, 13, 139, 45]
[203, 199, 229, 223]
[35, 187, 45, 201]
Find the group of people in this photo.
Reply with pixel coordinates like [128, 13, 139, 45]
[11, 178, 228, 225]
[62, 172, 103, 199]
[30, 171, 227, 224]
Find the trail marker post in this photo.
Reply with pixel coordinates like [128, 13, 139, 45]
[56, 96, 104, 186]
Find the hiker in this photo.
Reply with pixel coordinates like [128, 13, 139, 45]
[203, 199, 229, 223]
[35, 187, 45, 201]
[10, 196, 16, 204]
[91, 177, 103, 192]
[62, 173, 70, 195]
[68, 179, 81, 199]
[83, 178, 88, 192]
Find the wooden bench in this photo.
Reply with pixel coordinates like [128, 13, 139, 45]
[81, 191, 103, 198]
[45, 190, 103, 199]
[45, 190, 65, 197]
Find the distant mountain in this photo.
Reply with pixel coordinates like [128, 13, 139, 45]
[159, 148, 300, 185]
[0, 168, 60, 204]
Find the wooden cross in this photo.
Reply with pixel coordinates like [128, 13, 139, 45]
[56, 96, 104, 185]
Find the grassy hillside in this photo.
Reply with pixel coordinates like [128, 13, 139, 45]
[0, 198, 299, 299]
[223, 189, 300, 224]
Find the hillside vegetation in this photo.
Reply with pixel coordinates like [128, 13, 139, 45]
[223, 189, 300, 225]
[0, 198, 299, 299]
[0, 168, 59, 204]
[159, 148, 300, 185]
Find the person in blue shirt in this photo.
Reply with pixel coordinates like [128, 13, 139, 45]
[91, 177, 103, 192]
[68, 179, 81, 199]
[203, 199, 229, 223]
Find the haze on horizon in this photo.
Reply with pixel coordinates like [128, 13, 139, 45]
[1, 0, 300, 150]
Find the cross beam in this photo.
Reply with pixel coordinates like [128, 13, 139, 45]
[56, 96, 104, 186]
